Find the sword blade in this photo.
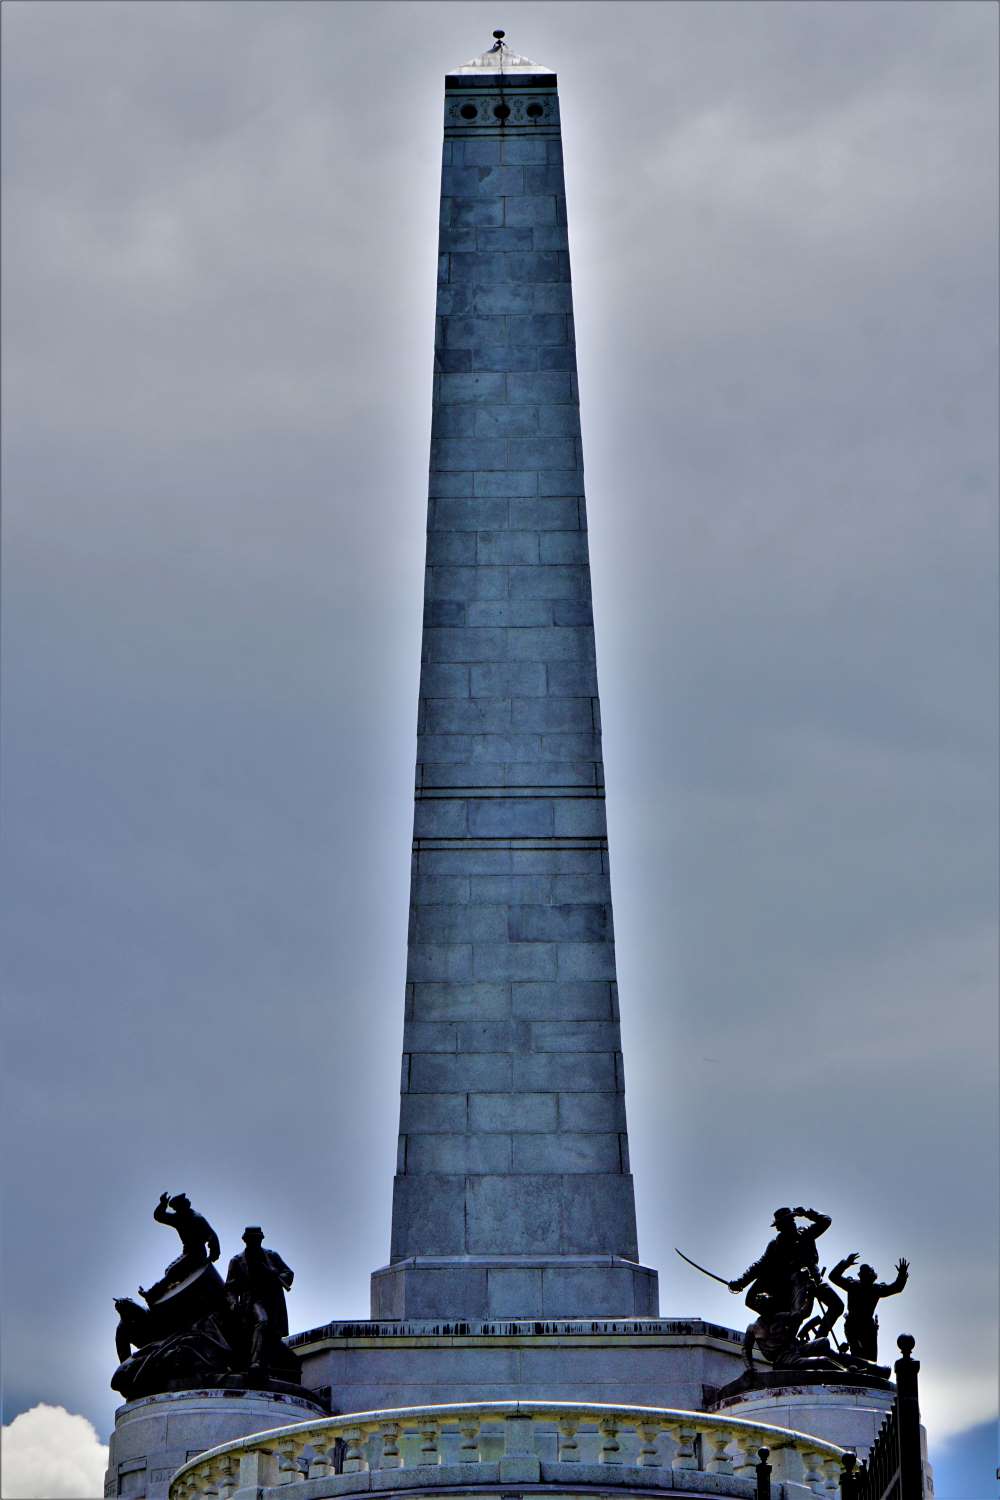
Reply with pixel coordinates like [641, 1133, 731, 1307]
[674, 1247, 731, 1287]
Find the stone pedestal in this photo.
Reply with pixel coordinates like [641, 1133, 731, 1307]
[371, 1254, 659, 1320]
[103, 1386, 326, 1499]
[711, 1377, 895, 1457]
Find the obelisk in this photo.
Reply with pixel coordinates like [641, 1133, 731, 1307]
[371, 37, 658, 1323]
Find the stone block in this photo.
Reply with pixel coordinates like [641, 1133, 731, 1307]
[442, 165, 487, 196]
[469, 1091, 557, 1132]
[560, 1174, 639, 1257]
[533, 283, 573, 310]
[510, 848, 605, 873]
[417, 847, 514, 874]
[475, 529, 539, 563]
[499, 1457, 542, 1483]
[398, 1093, 468, 1132]
[537, 403, 581, 435]
[507, 627, 595, 662]
[439, 226, 478, 253]
[478, 164, 526, 196]
[539, 732, 602, 761]
[422, 758, 507, 786]
[502, 137, 548, 164]
[533, 225, 571, 251]
[556, 941, 616, 979]
[540, 1266, 642, 1318]
[474, 405, 540, 438]
[507, 371, 573, 403]
[531, 1019, 621, 1051]
[412, 904, 507, 943]
[431, 404, 477, 437]
[558, 1092, 627, 1131]
[390, 1174, 467, 1257]
[419, 662, 471, 696]
[505, 760, 598, 786]
[423, 599, 466, 627]
[509, 498, 581, 529]
[473, 943, 558, 981]
[441, 313, 508, 347]
[407, 1133, 512, 1173]
[469, 732, 544, 761]
[545, 659, 599, 695]
[551, 873, 612, 904]
[421, 696, 510, 732]
[449, 251, 510, 285]
[450, 197, 504, 227]
[459, 137, 502, 166]
[539, 346, 577, 371]
[474, 470, 538, 497]
[511, 696, 594, 731]
[514, 1052, 615, 1091]
[539, 469, 584, 496]
[486, 1267, 544, 1316]
[554, 599, 594, 626]
[410, 982, 511, 1020]
[470, 661, 546, 697]
[540, 531, 590, 563]
[409, 1051, 512, 1092]
[431, 437, 507, 470]
[438, 372, 507, 404]
[422, 627, 506, 662]
[553, 801, 608, 836]
[509, 251, 566, 282]
[472, 345, 539, 373]
[469, 874, 553, 905]
[428, 469, 475, 497]
[508, 314, 568, 346]
[524, 166, 567, 194]
[504, 195, 557, 226]
[431, 498, 508, 530]
[466, 1175, 563, 1253]
[455, 1020, 515, 1051]
[464, 601, 546, 628]
[507, 438, 577, 471]
[406, 943, 473, 982]
[412, 800, 468, 836]
[513, 1132, 621, 1173]
[402, 1020, 457, 1053]
[510, 905, 610, 943]
[477, 226, 534, 251]
[472, 284, 533, 313]
[511, 981, 615, 1019]
[468, 799, 554, 836]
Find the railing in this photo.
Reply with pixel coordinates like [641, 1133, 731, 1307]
[169, 1399, 848, 1500]
[840, 1337, 924, 1500]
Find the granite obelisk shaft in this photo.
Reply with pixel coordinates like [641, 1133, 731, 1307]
[371, 49, 658, 1323]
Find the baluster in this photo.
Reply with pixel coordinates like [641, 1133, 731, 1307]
[599, 1417, 621, 1464]
[802, 1449, 826, 1494]
[704, 1429, 733, 1475]
[821, 1455, 842, 1495]
[342, 1425, 366, 1474]
[420, 1420, 441, 1465]
[636, 1421, 661, 1467]
[458, 1418, 481, 1463]
[557, 1416, 580, 1462]
[733, 1431, 760, 1478]
[215, 1456, 238, 1500]
[274, 1434, 305, 1484]
[307, 1439, 336, 1479]
[239, 1448, 278, 1489]
[380, 1420, 402, 1469]
[669, 1423, 698, 1471]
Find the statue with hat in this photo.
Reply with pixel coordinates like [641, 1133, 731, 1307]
[139, 1191, 221, 1302]
[225, 1226, 300, 1382]
[727, 1205, 846, 1370]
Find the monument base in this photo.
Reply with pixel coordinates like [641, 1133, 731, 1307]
[103, 1384, 326, 1500]
[709, 1374, 896, 1457]
[370, 1255, 659, 1320]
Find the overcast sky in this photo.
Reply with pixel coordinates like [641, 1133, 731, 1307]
[2, 0, 997, 1489]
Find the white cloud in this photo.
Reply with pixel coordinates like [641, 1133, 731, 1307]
[1, 1405, 108, 1500]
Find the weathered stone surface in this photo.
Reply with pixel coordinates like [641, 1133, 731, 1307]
[380, 55, 655, 1325]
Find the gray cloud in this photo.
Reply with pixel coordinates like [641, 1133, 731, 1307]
[2, 0, 996, 1453]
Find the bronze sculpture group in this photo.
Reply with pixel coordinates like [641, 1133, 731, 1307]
[112, 1193, 301, 1401]
[679, 1203, 909, 1378]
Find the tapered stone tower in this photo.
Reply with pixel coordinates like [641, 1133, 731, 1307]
[370, 40, 658, 1325]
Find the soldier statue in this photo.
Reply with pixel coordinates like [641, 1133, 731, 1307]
[829, 1252, 910, 1361]
[225, 1226, 298, 1381]
[139, 1192, 221, 1301]
[727, 1205, 845, 1369]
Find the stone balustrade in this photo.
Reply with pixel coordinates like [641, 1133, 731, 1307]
[169, 1400, 848, 1500]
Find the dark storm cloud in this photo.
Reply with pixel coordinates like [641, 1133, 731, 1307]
[2, 0, 996, 1460]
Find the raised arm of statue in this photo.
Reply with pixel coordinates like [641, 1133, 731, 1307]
[206, 1225, 221, 1263]
[829, 1252, 858, 1290]
[152, 1193, 174, 1226]
[878, 1258, 909, 1297]
[800, 1208, 831, 1239]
